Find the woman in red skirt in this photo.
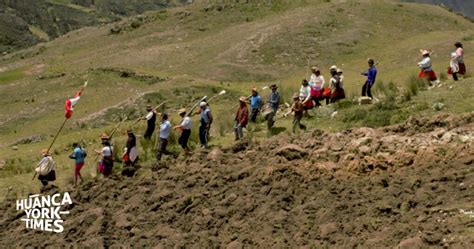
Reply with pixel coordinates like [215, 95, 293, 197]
[417, 49, 438, 83]
[455, 42, 466, 76]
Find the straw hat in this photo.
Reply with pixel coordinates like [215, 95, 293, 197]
[330, 65, 338, 71]
[146, 105, 152, 111]
[292, 93, 299, 99]
[311, 66, 319, 71]
[41, 149, 49, 156]
[178, 108, 186, 115]
[337, 68, 343, 73]
[251, 87, 258, 92]
[239, 96, 247, 102]
[199, 101, 207, 107]
[100, 133, 109, 139]
[420, 49, 430, 56]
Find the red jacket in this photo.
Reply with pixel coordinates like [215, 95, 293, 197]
[235, 104, 249, 127]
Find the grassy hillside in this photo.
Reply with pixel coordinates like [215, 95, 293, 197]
[0, 0, 473, 198]
[403, 0, 474, 18]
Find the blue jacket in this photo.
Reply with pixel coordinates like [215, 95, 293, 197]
[249, 95, 262, 109]
[364, 66, 377, 84]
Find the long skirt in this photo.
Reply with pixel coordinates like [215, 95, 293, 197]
[419, 70, 437, 81]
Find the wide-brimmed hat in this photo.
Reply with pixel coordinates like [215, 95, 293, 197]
[146, 105, 152, 111]
[420, 49, 430, 56]
[199, 101, 207, 107]
[330, 65, 337, 71]
[239, 96, 247, 102]
[126, 129, 133, 134]
[41, 149, 49, 156]
[337, 68, 343, 73]
[100, 133, 109, 139]
[311, 66, 319, 71]
[178, 108, 186, 115]
[292, 93, 299, 99]
[251, 87, 258, 92]
[270, 84, 278, 89]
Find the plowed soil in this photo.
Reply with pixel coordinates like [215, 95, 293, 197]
[1, 113, 473, 248]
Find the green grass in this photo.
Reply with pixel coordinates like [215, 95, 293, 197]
[1, 0, 474, 200]
[0, 68, 25, 84]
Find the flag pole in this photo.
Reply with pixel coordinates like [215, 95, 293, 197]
[33, 81, 88, 181]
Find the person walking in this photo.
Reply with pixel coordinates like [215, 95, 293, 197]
[156, 114, 171, 160]
[285, 93, 306, 133]
[123, 130, 138, 166]
[143, 105, 156, 140]
[234, 96, 249, 140]
[299, 79, 313, 113]
[332, 68, 346, 102]
[69, 143, 86, 187]
[309, 67, 325, 107]
[454, 42, 466, 76]
[448, 52, 460, 81]
[198, 102, 213, 149]
[266, 84, 280, 129]
[361, 58, 377, 99]
[96, 140, 114, 177]
[36, 149, 56, 189]
[174, 108, 192, 154]
[418, 49, 438, 84]
[328, 67, 340, 103]
[249, 87, 262, 123]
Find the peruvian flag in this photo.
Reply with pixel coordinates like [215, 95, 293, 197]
[64, 82, 87, 119]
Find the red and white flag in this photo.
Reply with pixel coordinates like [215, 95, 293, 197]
[64, 81, 87, 119]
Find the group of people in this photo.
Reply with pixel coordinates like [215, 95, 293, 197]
[418, 42, 467, 83]
[34, 41, 467, 189]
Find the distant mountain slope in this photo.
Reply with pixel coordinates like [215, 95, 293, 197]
[0, 0, 189, 53]
[403, 0, 474, 18]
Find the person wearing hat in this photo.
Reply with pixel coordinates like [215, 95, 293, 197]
[418, 49, 438, 83]
[284, 93, 306, 133]
[198, 101, 213, 149]
[299, 79, 313, 112]
[101, 133, 110, 142]
[156, 113, 171, 161]
[249, 87, 262, 123]
[332, 68, 346, 102]
[234, 96, 249, 140]
[454, 42, 466, 76]
[95, 140, 114, 177]
[174, 108, 192, 154]
[143, 105, 156, 140]
[362, 59, 377, 99]
[309, 66, 325, 107]
[328, 67, 341, 104]
[35, 149, 56, 189]
[69, 143, 86, 187]
[266, 84, 280, 129]
[123, 130, 138, 166]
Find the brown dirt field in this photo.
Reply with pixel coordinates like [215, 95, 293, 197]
[0, 113, 473, 248]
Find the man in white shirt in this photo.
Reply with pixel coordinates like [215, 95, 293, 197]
[156, 114, 171, 161]
[174, 108, 192, 154]
[143, 105, 156, 140]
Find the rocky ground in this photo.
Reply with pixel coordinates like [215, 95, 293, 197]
[0, 113, 473, 248]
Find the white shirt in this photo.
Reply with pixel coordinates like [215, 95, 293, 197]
[299, 85, 311, 101]
[310, 75, 325, 89]
[160, 120, 171, 139]
[181, 116, 192, 130]
[418, 57, 432, 70]
[101, 146, 113, 157]
[145, 111, 154, 120]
